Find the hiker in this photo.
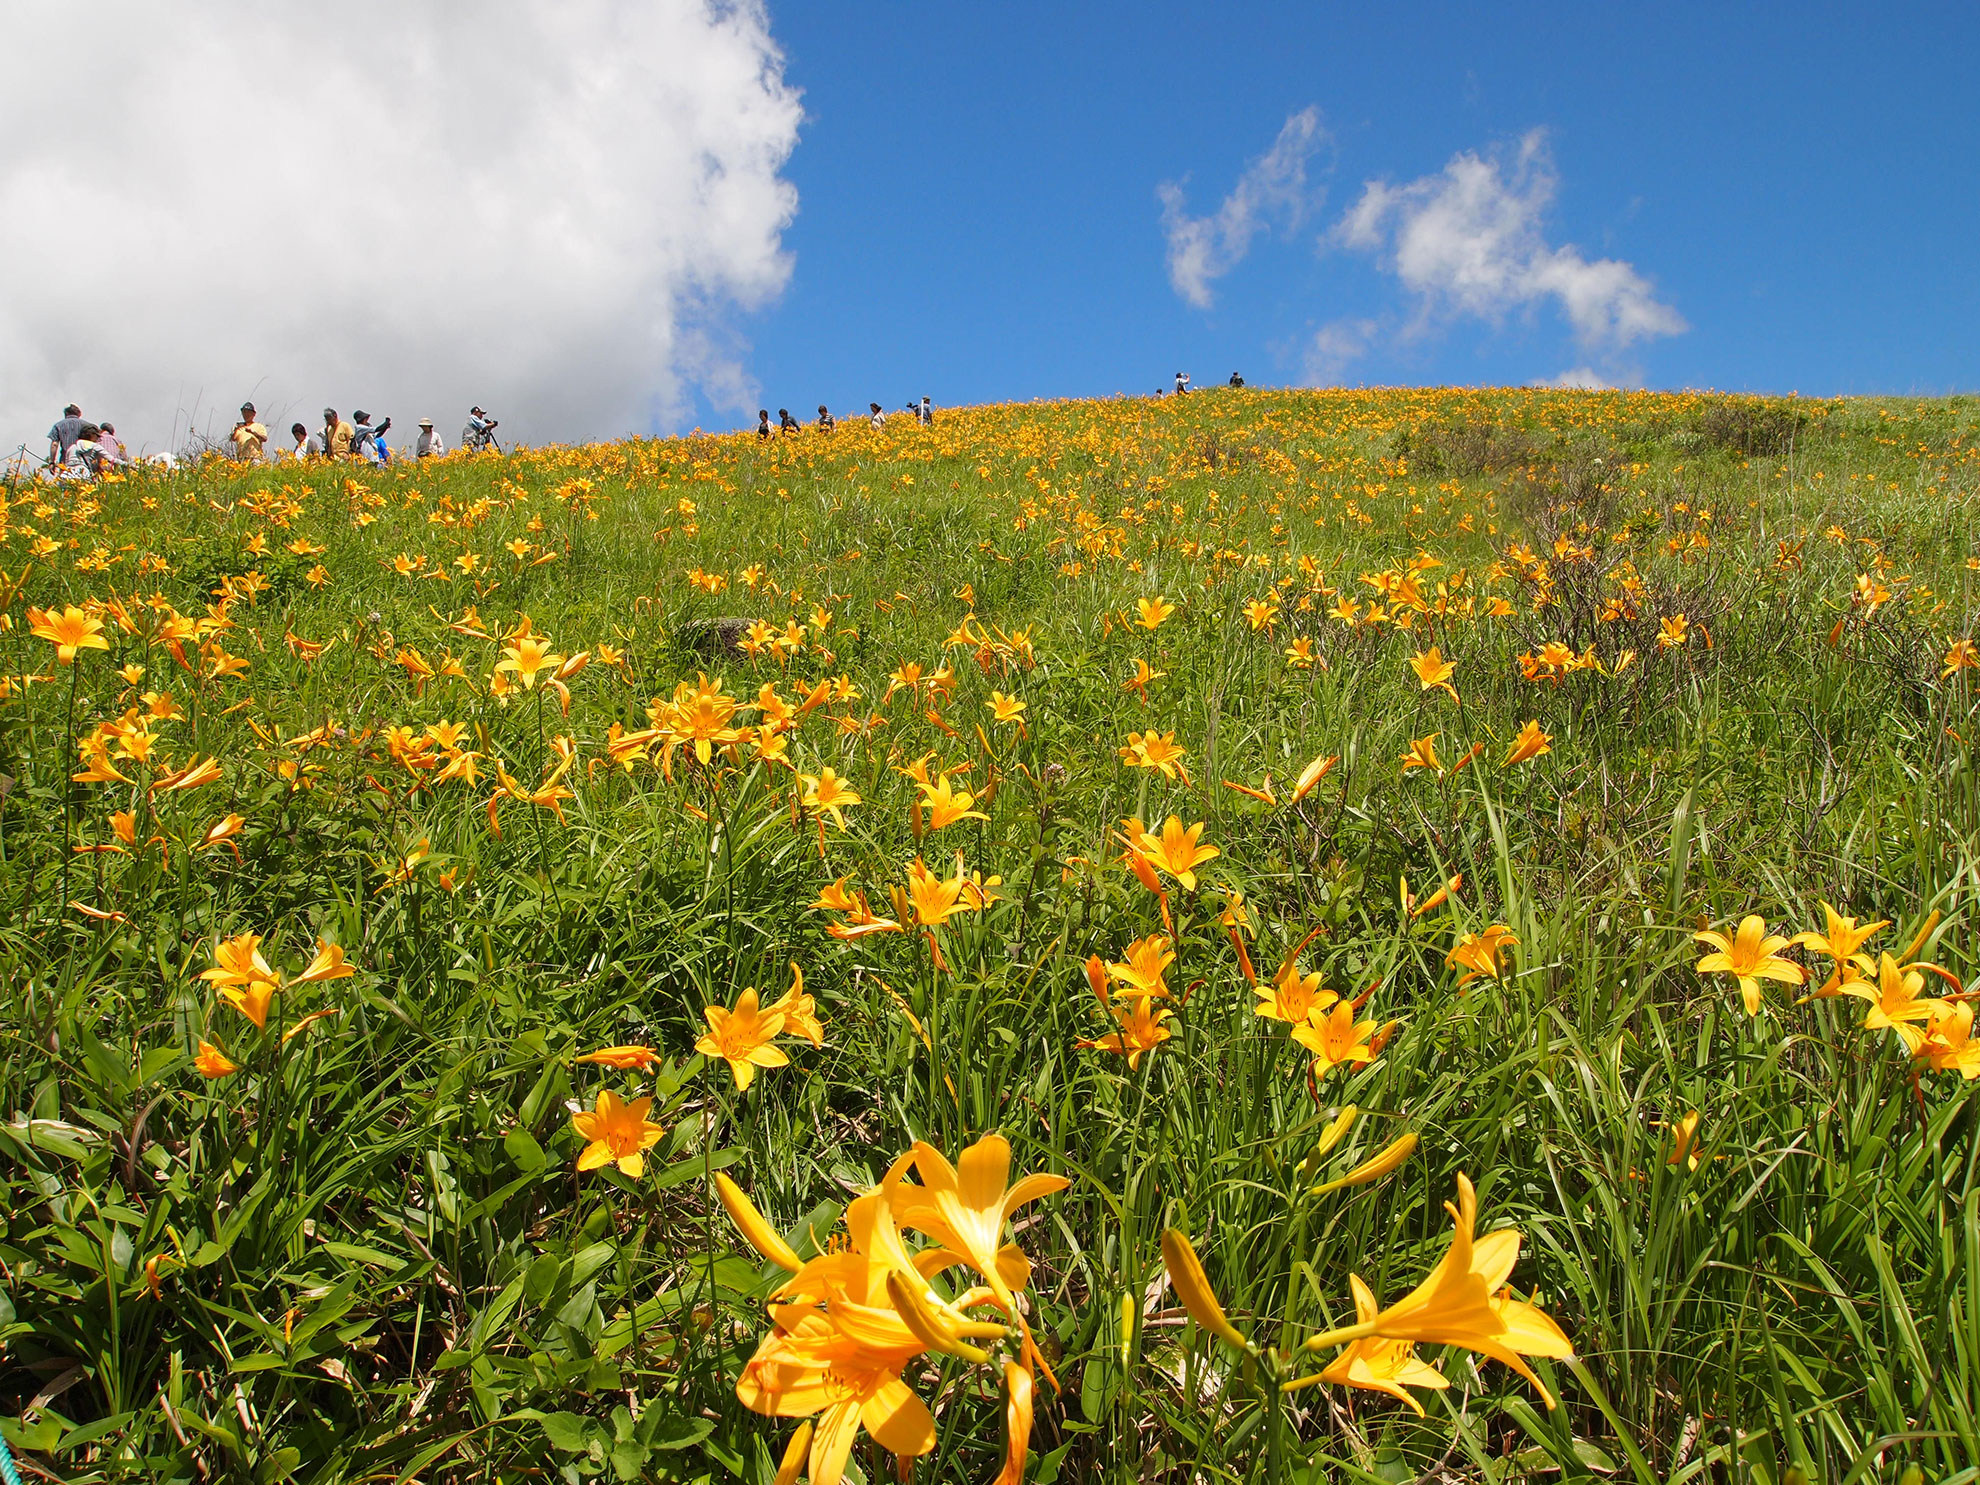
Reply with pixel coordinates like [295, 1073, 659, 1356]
[47, 403, 85, 469]
[817, 404, 835, 432]
[97, 423, 126, 463]
[231, 402, 269, 462]
[289, 422, 319, 460]
[322, 407, 355, 459]
[778, 408, 800, 434]
[353, 411, 392, 465]
[869, 402, 885, 430]
[415, 418, 445, 458]
[1175, 371, 1190, 394]
[918, 396, 933, 426]
[71, 424, 116, 476]
[757, 409, 771, 439]
[462, 407, 499, 452]
[1229, 371, 1245, 388]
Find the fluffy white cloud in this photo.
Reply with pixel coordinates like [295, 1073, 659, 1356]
[1300, 318, 1378, 386]
[0, 0, 801, 456]
[1334, 131, 1684, 354]
[1160, 108, 1326, 309]
[1530, 367, 1614, 390]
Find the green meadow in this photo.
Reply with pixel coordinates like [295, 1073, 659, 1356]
[2, 387, 1978, 1483]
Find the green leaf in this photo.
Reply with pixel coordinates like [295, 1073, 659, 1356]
[504, 1126, 548, 1172]
[555, 1280, 599, 1331]
[1, 1417, 63, 1452]
[645, 1413, 714, 1451]
[524, 1252, 564, 1304]
[540, 1411, 592, 1453]
[610, 1439, 647, 1481]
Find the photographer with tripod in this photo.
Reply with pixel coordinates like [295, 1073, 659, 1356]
[461, 406, 501, 454]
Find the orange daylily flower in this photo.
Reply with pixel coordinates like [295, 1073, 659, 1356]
[1693, 914, 1803, 1016]
[571, 1089, 666, 1177]
[696, 988, 790, 1090]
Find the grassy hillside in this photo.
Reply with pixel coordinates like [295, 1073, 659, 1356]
[3, 387, 1979, 1483]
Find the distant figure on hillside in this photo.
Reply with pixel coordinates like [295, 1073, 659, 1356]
[779, 408, 800, 433]
[415, 417, 445, 458]
[1175, 371, 1190, 394]
[290, 422, 318, 459]
[353, 411, 391, 465]
[1229, 371, 1244, 388]
[757, 409, 771, 439]
[462, 407, 500, 453]
[869, 402, 885, 429]
[97, 423, 126, 463]
[918, 396, 933, 426]
[232, 402, 269, 462]
[323, 407, 356, 459]
[817, 404, 835, 432]
[48, 403, 85, 468]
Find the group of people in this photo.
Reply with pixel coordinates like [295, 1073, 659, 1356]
[44, 405, 132, 475]
[229, 403, 500, 466]
[1156, 371, 1244, 396]
[38, 374, 1245, 478]
[30, 399, 504, 479]
[759, 397, 934, 438]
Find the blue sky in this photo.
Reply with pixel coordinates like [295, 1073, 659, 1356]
[4, 4, 1972, 453]
[718, 1, 1977, 428]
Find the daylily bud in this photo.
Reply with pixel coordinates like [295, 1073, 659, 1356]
[1084, 954, 1109, 1007]
[1311, 1132, 1419, 1196]
[1160, 1228, 1248, 1350]
[1313, 1104, 1360, 1160]
[714, 1172, 802, 1271]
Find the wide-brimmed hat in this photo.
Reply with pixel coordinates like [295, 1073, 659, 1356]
[418, 417, 434, 427]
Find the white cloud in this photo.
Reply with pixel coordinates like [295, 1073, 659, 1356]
[1301, 318, 1378, 386]
[1530, 367, 1614, 390]
[1333, 131, 1684, 355]
[0, 1, 802, 455]
[1160, 108, 1326, 309]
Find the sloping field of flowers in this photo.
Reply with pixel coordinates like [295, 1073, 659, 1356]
[3, 387, 1978, 1483]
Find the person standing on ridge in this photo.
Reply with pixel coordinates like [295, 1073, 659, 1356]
[415, 418, 445, 458]
[323, 407, 355, 459]
[232, 402, 269, 462]
[868, 402, 885, 429]
[290, 422, 318, 460]
[1175, 371, 1190, 394]
[778, 408, 800, 434]
[461, 407, 499, 452]
[918, 396, 933, 425]
[756, 409, 771, 439]
[47, 403, 85, 469]
[1229, 371, 1244, 388]
[97, 422, 126, 463]
[816, 404, 835, 432]
[353, 411, 391, 465]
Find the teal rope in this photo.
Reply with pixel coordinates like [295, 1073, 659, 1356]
[0, 1427, 22, 1485]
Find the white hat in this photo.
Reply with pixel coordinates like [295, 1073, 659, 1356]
[417, 417, 433, 427]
